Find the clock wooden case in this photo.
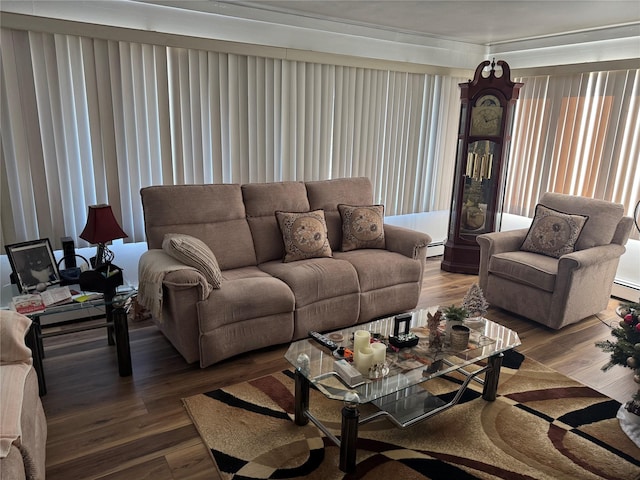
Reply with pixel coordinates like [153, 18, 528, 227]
[441, 60, 523, 274]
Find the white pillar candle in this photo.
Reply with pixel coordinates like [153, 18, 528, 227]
[353, 330, 371, 363]
[355, 346, 374, 375]
[370, 342, 387, 365]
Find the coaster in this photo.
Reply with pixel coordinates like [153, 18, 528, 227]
[328, 333, 344, 343]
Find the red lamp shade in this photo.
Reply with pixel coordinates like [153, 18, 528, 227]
[79, 204, 128, 244]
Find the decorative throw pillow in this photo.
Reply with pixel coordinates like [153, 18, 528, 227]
[162, 234, 222, 288]
[276, 210, 332, 263]
[338, 204, 386, 251]
[520, 204, 588, 258]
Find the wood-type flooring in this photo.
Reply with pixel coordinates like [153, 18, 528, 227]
[40, 256, 636, 479]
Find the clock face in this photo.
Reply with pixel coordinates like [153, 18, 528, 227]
[470, 94, 503, 136]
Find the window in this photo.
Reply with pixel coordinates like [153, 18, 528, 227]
[505, 70, 639, 239]
[0, 27, 462, 249]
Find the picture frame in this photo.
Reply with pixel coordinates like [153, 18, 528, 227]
[5, 239, 61, 293]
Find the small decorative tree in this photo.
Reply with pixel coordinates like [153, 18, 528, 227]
[441, 305, 468, 323]
[461, 283, 489, 318]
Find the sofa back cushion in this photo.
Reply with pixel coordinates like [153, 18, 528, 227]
[306, 177, 374, 251]
[242, 181, 310, 264]
[538, 192, 625, 250]
[141, 184, 257, 270]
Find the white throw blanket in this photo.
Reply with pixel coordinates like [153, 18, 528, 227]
[0, 311, 33, 459]
[137, 250, 212, 322]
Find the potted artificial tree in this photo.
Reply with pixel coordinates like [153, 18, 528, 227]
[441, 304, 470, 350]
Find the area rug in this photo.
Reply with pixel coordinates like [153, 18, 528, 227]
[183, 353, 640, 479]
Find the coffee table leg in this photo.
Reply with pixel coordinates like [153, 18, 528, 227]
[482, 352, 504, 401]
[339, 399, 359, 473]
[294, 369, 310, 426]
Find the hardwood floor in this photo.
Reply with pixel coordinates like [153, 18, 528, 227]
[40, 256, 635, 479]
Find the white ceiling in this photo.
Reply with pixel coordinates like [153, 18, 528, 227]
[154, 0, 640, 46]
[2, 1, 639, 69]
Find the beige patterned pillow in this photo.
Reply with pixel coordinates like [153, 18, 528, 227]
[276, 210, 332, 263]
[521, 204, 588, 258]
[162, 234, 222, 288]
[338, 204, 386, 251]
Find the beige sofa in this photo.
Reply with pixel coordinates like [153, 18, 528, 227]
[139, 177, 431, 367]
[0, 311, 47, 480]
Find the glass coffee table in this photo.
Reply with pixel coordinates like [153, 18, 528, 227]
[284, 306, 521, 472]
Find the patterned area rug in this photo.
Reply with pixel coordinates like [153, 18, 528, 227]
[183, 352, 640, 479]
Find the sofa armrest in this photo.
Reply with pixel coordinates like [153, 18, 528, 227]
[558, 244, 626, 271]
[383, 224, 431, 260]
[476, 228, 529, 256]
[0, 311, 33, 366]
[138, 250, 212, 322]
[476, 228, 529, 290]
[138, 250, 211, 300]
[163, 269, 211, 296]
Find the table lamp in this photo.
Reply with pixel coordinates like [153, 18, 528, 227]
[79, 204, 128, 268]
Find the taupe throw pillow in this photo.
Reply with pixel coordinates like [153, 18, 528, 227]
[338, 204, 386, 251]
[162, 234, 222, 288]
[276, 210, 332, 262]
[520, 204, 588, 258]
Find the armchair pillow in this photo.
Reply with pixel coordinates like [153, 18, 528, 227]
[338, 204, 386, 251]
[162, 234, 222, 288]
[276, 210, 332, 262]
[520, 204, 588, 258]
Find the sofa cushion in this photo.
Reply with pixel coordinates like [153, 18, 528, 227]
[338, 204, 385, 251]
[538, 192, 624, 250]
[141, 184, 257, 270]
[306, 177, 375, 251]
[488, 251, 559, 292]
[259, 258, 359, 308]
[162, 234, 222, 288]
[199, 271, 295, 330]
[521, 204, 588, 258]
[276, 210, 333, 262]
[334, 249, 420, 291]
[242, 181, 310, 264]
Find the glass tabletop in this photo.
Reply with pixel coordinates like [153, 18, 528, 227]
[1, 283, 137, 323]
[285, 306, 521, 404]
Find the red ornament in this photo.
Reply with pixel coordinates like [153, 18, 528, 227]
[635, 323, 640, 333]
[624, 313, 634, 324]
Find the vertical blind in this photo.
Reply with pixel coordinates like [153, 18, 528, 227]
[505, 69, 639, 238]
[0, 28, 463, 249]
[1, 26, 638, 250]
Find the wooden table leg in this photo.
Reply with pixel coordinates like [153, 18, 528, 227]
[339, 399, 359, 473]
[294, 369, 310, 426]
[482, 352, 504, 401]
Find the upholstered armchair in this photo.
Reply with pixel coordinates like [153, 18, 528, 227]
[477, 193, 633, 329]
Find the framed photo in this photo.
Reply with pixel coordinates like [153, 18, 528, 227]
[5, 239, 61, 293]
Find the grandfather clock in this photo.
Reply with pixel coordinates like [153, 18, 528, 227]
[441, 60, 523, 274]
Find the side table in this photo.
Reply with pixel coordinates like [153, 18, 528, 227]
[23, 288, 136, 396]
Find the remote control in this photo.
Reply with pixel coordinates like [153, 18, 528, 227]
[308, 331, 339, 351]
